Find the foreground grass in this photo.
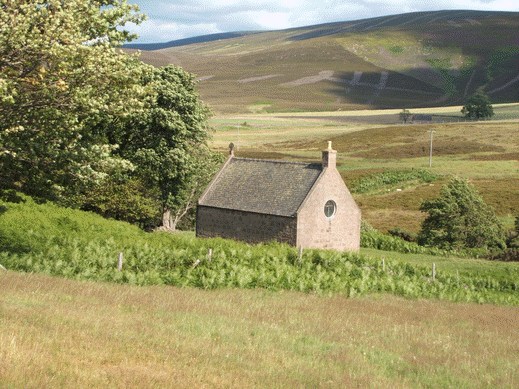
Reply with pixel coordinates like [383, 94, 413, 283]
[1, 271, 519, 388]
[362, 248, 519, 286]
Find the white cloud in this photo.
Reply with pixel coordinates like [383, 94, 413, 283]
[126, 0, 519, 43]
[127, 19, 220, 42]
[231, 10, 292, 29]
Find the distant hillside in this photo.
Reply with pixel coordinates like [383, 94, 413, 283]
[123, 31, 259, 51]
[124, 10, 519, 114]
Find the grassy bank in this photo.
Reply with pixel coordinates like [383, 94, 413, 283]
[2, 271, 519, 388]
[1, 196, 519, 305]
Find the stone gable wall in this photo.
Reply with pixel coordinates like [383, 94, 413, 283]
[196, 206, 297, 246]
[296, 168, 361, 251]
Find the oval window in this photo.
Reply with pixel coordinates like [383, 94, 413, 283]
[324, 200, 336, 218]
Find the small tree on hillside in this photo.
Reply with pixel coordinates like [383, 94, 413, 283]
[399, 109, 412, 123]
[461, 91, 494, 120]
[417, 177, 506, 250]
[509, 215, 519, 248]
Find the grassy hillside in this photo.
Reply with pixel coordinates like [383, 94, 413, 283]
[126, 11, 519, 114]
[1, 195, 519, 303]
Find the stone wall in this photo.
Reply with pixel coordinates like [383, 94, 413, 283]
[196, 206, 297, 246]
[296, 167, 361, 251]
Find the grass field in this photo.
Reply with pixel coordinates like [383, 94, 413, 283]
[1, 270, 519, 388]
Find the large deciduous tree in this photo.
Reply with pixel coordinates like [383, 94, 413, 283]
[1, 2, 221, 229]
[461, 91, 494, 120]
[417, 177, 506, 250]
[108, 65, 222, 230]
[0, 0, 149, 200]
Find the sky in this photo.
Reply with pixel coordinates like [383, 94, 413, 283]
[125, 0, 519, 43]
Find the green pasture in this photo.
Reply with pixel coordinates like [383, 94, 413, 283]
[362, 247, 519, 285]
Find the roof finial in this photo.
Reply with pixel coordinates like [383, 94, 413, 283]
[328, 141, 332, 150]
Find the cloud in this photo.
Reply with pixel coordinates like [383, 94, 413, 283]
[126, 0, 519, 43]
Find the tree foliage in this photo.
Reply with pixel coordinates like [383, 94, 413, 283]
[461, 91, 494, 119]
[73, 176, 161, 228]
[1, 2, 219, 229]
[417, 177, 506, 250]
[0, 0, 148, 200]
[105, 65, 221, 229]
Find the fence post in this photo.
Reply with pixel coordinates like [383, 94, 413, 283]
[298, 246, 303, 262]
[382, 257, 385, 271]
[456, 269, 459, 285]
[0, 263, 6, 271]
[432, 263, 436, 281]
[207, 248, 212, 262]
[117, 252, 123, 272]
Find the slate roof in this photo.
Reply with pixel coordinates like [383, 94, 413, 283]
[199, 157, 322, 217]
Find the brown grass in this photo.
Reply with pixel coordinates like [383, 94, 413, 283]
[2, 271, 519, 388]
[355, 182, 445, 233]
[208, 115, 519, 233]
[469, 152, 519, 161]
[352, 140, 504, 159]
[130, 13, 519, 114]
[472, 178, 519, 215]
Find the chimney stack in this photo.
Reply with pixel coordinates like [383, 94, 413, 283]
[322, 141, 337, 168]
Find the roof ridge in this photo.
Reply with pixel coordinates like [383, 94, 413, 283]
[232, 156, 320, 166]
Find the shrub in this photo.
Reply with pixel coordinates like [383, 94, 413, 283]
[361, 230, 447, 255]
[388, 227, 416, 242]
[486, 248, 519, 262]
[417, 177, 506, 250]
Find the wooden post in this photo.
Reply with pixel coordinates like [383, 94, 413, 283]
[456, 269, 459, 285]
[382, 257, 385, 271]
[298, 246, 303, 262]
[207, 248, 212, 262]
[0, 263, 6, 271]
[117, 252, 123, 272]
[432, 263, 436, 281]
[193, 259, 201, 268]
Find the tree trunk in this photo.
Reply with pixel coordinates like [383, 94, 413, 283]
[170, 187, 197, 231]
[162, 207, 172, 229]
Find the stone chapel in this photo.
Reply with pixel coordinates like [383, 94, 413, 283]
[196, 142, 361, 251]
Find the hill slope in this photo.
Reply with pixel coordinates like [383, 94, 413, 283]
[125, 10, 519, 113]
